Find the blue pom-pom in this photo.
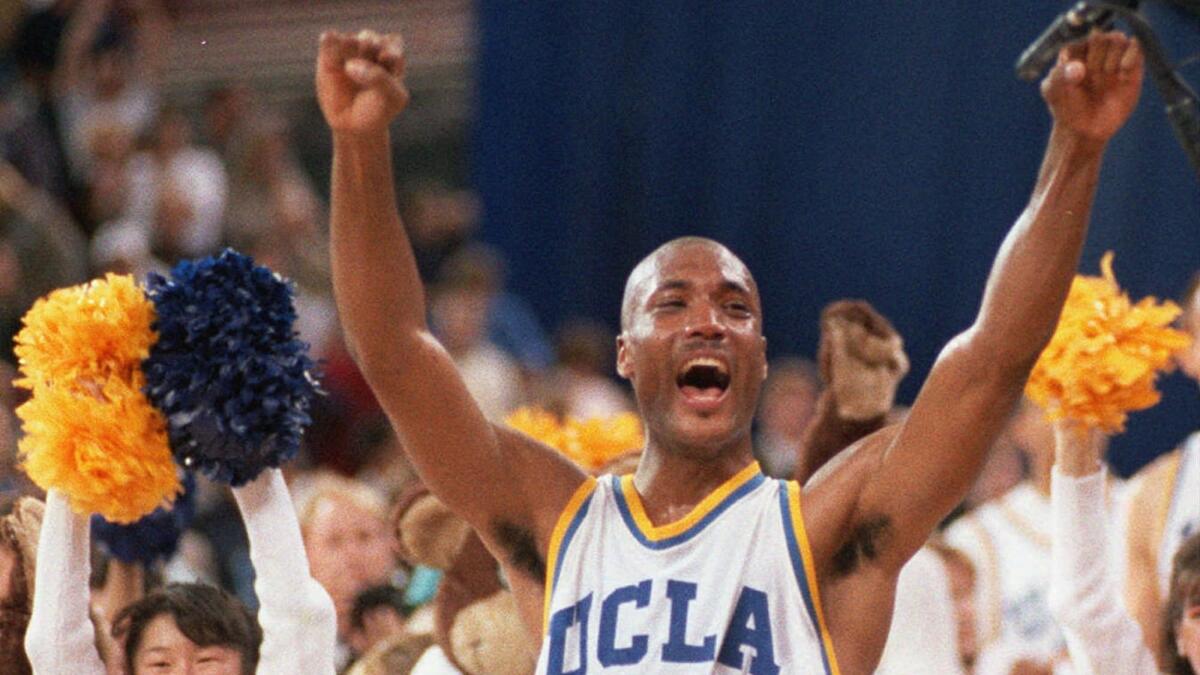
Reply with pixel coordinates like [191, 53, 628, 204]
[91, 472, 196, 565]
[143, 249, 320, 485]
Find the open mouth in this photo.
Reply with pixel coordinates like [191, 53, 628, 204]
[676, 357, 731, 401]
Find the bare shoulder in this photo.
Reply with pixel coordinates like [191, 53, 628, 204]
[801, 426, 898, 580]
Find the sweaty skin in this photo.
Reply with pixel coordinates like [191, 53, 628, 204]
[321, 28, 1144, 673]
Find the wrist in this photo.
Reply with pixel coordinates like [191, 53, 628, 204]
[332, 127, 391, 148]
[1048, 124, 1108, 160]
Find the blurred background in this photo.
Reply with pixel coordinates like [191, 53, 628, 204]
[0, 0, 1197, 489]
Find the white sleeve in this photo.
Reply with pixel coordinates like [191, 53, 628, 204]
[232, 469, 337, 675]
[23, 490, 107, 675]
[1048, 467, 1158, 675]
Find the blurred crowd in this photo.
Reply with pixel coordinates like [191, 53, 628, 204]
[1, 2, 1198, 675]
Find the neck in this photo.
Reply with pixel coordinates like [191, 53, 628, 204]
[632, 436, 757, 527]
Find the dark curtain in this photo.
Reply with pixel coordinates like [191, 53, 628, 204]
[473, 2, 1200, 475]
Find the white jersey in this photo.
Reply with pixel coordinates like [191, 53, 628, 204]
[945, 483, 1066, 662]
[535, 462, 840, 675]
[945, 480, 1126, 670]
[1159, 432, 1200, 594]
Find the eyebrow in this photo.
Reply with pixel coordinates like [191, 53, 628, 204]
[652, 278, 752, 296]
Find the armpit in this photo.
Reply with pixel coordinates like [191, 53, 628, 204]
[831, 515, 893, 577]
[493, 521, 546, 581]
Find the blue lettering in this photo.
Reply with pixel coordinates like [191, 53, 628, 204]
[598, 580, 652, 666]
[548, 594, 593, 675]
[717, 586, 779, 675]
[662, 580, 716, 663]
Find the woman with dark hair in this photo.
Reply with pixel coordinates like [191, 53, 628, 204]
[112, 583, 262, 674]
[1049, 425, 1200, 674]
[24, 469, 337, 674]
[1164, 537, 1200, 674]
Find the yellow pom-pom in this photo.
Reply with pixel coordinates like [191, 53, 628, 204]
[14, 275, 180, 522]
[565, 413, 645, 471]
[505, 407, 567, 451]
[505, 407, 644, 472]
[17, 379, 179, 523]
[1026, 252, 1193, 433]
[14, 274, 157, 391]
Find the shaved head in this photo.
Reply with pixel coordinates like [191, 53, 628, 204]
[620, 237, 759, 332]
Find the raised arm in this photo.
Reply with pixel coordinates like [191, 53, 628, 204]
[831, 32, 1145, 575]
[232, 469, 336, 674]
[1048, 425, 1158, 674]
[318, 31, 584, 563]
[793, 300, 907, 485]
[23, 490, 107, 675]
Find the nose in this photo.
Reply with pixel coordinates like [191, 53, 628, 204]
[685, 303, 726, 341]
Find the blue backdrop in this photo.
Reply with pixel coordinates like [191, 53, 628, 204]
[472, 2, 1200, 475]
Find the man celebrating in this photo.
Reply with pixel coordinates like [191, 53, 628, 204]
[318, 28, 1143, 674]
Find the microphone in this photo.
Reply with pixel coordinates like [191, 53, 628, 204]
[1015, 2, 1137, 81]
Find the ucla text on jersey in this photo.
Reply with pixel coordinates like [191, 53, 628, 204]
[536, 463, 842, 674]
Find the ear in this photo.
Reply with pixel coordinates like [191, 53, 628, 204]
[760, 336, 769, 382]
[616, 333, 632, 380]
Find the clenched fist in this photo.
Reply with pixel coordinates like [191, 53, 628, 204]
[1041, 30, 1143, 143]
[316, 30, 410, 135]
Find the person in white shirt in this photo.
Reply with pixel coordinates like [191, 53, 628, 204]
[1050, 423, 1200, 675]
[1124, 273, 1200, 666]
[23, 469, 337, 674]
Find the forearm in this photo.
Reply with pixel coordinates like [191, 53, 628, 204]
[330, 130, 427, 366]
[24, 491, 107, 675]
[1049, 468, 1158, 674]
[795, 394, 886, 485]
[233, 469, 336, 674]
[971, 126, 1105, 365]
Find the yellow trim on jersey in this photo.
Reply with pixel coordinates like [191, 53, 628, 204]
[1158, 450, 1183, 548]
[542, 476, 598, 633]
[786, 480, 842, 675]
[619, 461, 762, 541]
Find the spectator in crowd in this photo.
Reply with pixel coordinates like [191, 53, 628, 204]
[536, 317, 633, 419]
[348, 584, 410, 658]
[0, 496, 43, 675]
[429, 255, 526, 421]
[25, 469, 337, 674]
[223, 112, 321, 255]
[944, 399, 1126, 674]
[0, 159, 87, 362]
[1122, 272, 1200, 667]
[1051, 423, 1200, 674]
[53, 0, 169, 186]
[296, 473, 398, 669]
[127, 107, 227, 258]
[4, 1, 74, 206]
[401, 181, 477, 284]
[436, 242, 554, 374]
[755, 356, 820, 478]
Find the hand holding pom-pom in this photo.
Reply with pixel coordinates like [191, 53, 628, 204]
[14, 275, 179, 522]
[143, 250, 320, 485]
[1027, 252, 1191, 433]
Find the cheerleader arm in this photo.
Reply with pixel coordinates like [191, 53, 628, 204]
[23, 490, 107, 675]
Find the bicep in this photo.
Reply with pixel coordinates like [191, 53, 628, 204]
[364, 332, 586, 548]
[855, 332, 1027, 570]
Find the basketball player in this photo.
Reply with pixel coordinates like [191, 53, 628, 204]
[1125, 273, 1200, 665]
[319, 28, 1144, 673]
